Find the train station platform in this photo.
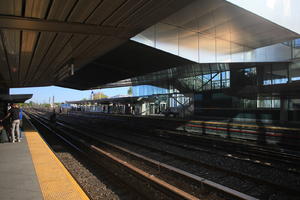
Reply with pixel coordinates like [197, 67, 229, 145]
[0, 117, 89, 200]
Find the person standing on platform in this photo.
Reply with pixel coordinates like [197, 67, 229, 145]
[0, 103, 21, 143]
[19, 106, 23, 139]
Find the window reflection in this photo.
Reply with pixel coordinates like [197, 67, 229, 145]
[263, 64, 288, 85]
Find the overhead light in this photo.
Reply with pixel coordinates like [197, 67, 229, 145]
[70, 63, 74, 76]
[55, 59, 74, 81]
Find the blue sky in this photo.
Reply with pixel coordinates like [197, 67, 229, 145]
[10, 86, 129, 103]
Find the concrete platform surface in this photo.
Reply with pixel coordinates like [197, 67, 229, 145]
[0, 117, 89, 200]
[0, 138, 43, 200]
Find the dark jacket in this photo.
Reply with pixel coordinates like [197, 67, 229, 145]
[9, 107, 20, 121]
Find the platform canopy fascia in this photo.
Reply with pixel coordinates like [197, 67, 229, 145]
[0, 0, 195, 89]
[1, 0, 299, 90]
[0, 94, 33, 103]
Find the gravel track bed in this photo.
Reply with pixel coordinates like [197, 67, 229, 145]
[59, 115, 300, 186]
[80, 114, 300, 171]
[30, 116, 170, 200]
[98, 142, 224, 200]
[46, 111, 300, 172]
[65, 112, 300, 156]
[51, 115, 225, 199]
[91, 130, 275, 199]
[56, 114, 300, 200]
[157, 131, 300, 170]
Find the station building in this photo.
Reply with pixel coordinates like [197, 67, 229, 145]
[65, 0, 300, 122]
[1, 1, 300, 199]
[1, 0, 300, 122]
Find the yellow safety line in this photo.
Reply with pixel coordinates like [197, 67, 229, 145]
[25, 131, 89, 200]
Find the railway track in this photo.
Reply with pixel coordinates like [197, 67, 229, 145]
[27, 114, 150, 200]
[30, 109, 300, 172]
[55, 109, 300, 150]
[52, 110, 300, 170]
[27, 110, 300, 199]
[55, 116, 300, 196]
[27, 113, 210, 199]
[27, 111, 259, 200]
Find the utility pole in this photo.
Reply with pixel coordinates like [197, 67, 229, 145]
[91, 91, 94, 100]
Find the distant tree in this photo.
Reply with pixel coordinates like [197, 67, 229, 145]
[93, 92, 108, 99]
[20, 101, 35, 108]
[81, 98, 87, 101]
[40, 103, 51, 108]
[127, 87, 133, 96]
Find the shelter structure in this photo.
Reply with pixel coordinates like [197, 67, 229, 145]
[1, 0, 300, 121]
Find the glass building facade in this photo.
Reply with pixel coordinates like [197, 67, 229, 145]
[126, 0, 300, 119]
[128, 48, 300, 116]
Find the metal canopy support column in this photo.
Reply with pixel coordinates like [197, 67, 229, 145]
[0, 88, 9, 116]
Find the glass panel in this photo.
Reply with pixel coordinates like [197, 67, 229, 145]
[212, 73, 221, 89]
[293, 39, 300, 59]
[216, 38, 231, 62]
[273, 98, 280, 108]
[295, 39, 300, 48]
[131, 26, 155, 47]
[202, 73, 212, 90]
[226, 0, 300, 34]
[242, 99, 257, 109]
[257, 96, 280, 108]
[202, 73, 211, 81]
[221, 71, 230, 88]
[244, 67, 255, 75]
[244, 49, 256, 62]
[222, 80, 230, 88]
[133, 85, 169, 96]
[265, 43, 291, 61]
[255, 46, 267, 61]
[231, 43, 244, 62]
[263, 65, 272, 85]
[194, 75, 203, 92]
[257, 97, 272, 108]
[290, 62, 300, 81]
[272, 63, 288, 84]
[199, 31, 216, 63]
[156, 23, 179, 55]
[179, 30, 199, 62]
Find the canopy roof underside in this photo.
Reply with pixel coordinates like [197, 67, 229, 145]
[0, 0, 299, 90]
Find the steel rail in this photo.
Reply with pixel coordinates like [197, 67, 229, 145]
[28, 112, 200, 200]
[29, 111, 261, 200]
[58, 118, 300, 194]
[57, 110, 300, 132]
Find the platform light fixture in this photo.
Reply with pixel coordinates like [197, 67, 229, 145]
[70, 63, 74, 76]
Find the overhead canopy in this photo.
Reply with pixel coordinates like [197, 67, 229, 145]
[226, 0, 300, 34]
[1, 0, 299, 90]
[67, 96, 141, 105]
[0, 0, 194, 88]
[0, 94, 33, 103]
[132, 0, 300, 63]
[57, 40, 196, 90]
